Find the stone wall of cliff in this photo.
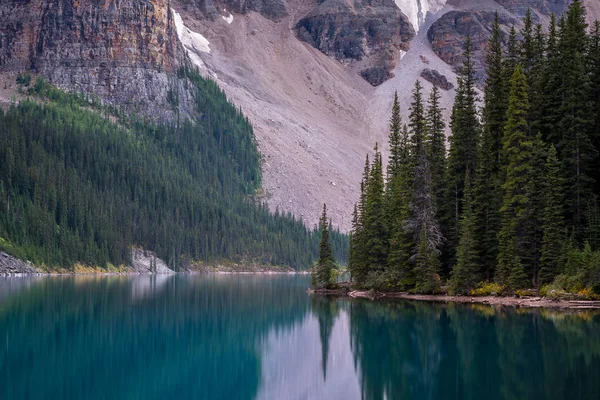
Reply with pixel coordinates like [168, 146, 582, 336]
[0, 0, 195, 120]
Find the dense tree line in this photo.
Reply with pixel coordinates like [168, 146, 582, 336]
[0, 70, 347, 270]
[349, 1, 600, 295]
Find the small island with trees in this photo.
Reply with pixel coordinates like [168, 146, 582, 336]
[312, 1, 600, 309]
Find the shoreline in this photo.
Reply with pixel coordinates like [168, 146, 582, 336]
[308, 288, 600, 310]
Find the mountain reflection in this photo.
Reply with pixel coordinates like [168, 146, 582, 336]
[0, 276, 599, 400]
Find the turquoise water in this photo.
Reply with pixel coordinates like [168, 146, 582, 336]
[0, 275, 599, 400]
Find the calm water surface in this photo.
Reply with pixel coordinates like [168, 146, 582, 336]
[0, 275, 599, 400]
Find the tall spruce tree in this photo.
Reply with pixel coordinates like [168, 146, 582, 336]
[426, 85, 446, 216]
[497, 65, 531, 290]
[387, 125, 415, 289]
[314, 203, 335, 288]
[409, 81, 443, 292]
[557, 0, 596, 239]
[539, 145, 565, 284]
[590, 21, 600, 200]
[350, 156, 371, 285]
[363, 145, 387, 279]
[475, 12, 505, 280]
[520, 9, 535, 80]
[444, 35, 480, 272]
[450, 170, 479, 294]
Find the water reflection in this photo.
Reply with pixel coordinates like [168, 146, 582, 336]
[0, 276, 599, 400]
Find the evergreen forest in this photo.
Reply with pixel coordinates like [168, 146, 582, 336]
[0, 68, 348, 271]
[349, 1, 600, 296]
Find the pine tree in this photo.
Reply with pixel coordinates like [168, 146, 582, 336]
[408, 81, 443, 293]
[386, 125, 414, 289]
[558, 0, 596, 240]
[474, 12, 504, 281]
[350, 156, 371, 285]
[444, 35, 480, 272]
[364, 145, 387, 278]
[450, 170, 479, 294]
[387, 91, 403, 180]
[519, 9, 535, 80]
[414, 224, 441, 294]
[540, 14, 563, 144]
[539, 145, 565, 284]
[590, 21, 600, 200]
[426, 85, 446, 214]
[496, 65, 531, 290]
[314, 203, 335, 288]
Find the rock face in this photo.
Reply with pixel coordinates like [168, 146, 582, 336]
[428, 1, 578, 82]
[427, 10, 515, 83]
[181, 0, 288, 21]
[295, 0, 415, 86]
[0, 0, 195, 120]
[130, 249, 175, 274]
[0, 252, 38, 275]
[421, 68, 454, 90]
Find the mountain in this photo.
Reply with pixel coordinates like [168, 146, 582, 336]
[2, 0, 598, 232]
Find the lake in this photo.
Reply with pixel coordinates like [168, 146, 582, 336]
[0, 274, 598, 399]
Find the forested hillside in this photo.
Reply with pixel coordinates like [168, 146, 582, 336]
[0, 69, 347, 271]
[349, 1, 600, 296]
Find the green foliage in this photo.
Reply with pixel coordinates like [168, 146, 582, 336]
[443, 35, 481, 272]
[450, 172, 479, 294]
[313, 204, 336, 289]
[539, 146, 566, 284]
[470, 281, 506, 296]
[496, 65, 532, 290]
[0, 75, 347, 270]
[348, 1, 600, 294]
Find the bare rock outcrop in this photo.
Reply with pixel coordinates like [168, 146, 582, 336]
[0, 252, 38, 276]
[421, 68, 454, 90]
[130, 248, 175, 274]
[180, 0, 288, 21]
[295, 0, 415, 86]
[427, 10, 515, 83]
[0, 0, 196, 120]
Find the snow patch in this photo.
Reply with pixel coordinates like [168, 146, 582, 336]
[222, 12, 234, 24]
[394, 0, 446, 32]
[172, 9, 211, 69]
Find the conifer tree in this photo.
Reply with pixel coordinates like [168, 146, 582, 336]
[557, 0, 596, 239]
[444, 35, 480, 271]
[497, 65, 531, 290]
[387, 125, 414, 289]
[314, 203, 335, 288]
[520, 9, 535, 80]
[350, 156, 371, 285]
[364, 145, 387, 277]
[540, 14, 563, 144]
[387, 91, 403, 180]
[539, 146, 565, 284]
[450, 170, 479, 294]
[409, 81, 443, 292]
[414, 224, 441, 294]
[474, 12, 504, 280]
[426, 85, 446, 214]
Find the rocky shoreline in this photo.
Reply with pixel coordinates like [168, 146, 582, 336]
[0, 252, 39, 276]
[308, 288, 600, 310]
[0, 251, 306, 276]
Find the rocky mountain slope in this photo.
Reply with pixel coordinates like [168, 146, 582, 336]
[1, 0, 598, 231]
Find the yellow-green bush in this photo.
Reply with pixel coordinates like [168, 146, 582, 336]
[470, 282, 505, 296]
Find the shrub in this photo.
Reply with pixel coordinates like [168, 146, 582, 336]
[470, 282, 505, 296]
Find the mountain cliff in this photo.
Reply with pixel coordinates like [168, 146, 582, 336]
[1, 0, 598, 231]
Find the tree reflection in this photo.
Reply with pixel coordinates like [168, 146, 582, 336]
[349, 300, 600, 400]
[310, 296, 341, 380]
[0, 275, 310, 400]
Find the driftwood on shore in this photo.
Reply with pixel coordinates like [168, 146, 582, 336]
[308, 286, 600, 310]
